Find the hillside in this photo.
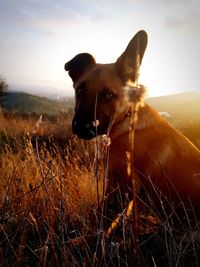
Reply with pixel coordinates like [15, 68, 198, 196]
[1, 92, 71, 116]
[1, 91, 199, 123]
[146, 92, 200, 126]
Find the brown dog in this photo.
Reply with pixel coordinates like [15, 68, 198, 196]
[65, 30, 200, 222]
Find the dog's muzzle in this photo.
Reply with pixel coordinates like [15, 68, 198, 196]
[72, 118, 97, 140]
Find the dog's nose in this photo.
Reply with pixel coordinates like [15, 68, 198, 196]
[85, 123, 91, 129]
[72, 118, 96, 139]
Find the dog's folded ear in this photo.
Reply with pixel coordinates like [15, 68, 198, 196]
[65, 53, 96, 83]
[116, 30, 148, 85]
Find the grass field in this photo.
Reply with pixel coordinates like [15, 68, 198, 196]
[0, 109, 200, 266]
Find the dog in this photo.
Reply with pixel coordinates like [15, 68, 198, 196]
[64, 30, 200, 223]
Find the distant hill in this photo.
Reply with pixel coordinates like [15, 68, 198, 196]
[1, 91, 199, 123]
[1, 92, 72, 116]
[146, 92, 200, 125]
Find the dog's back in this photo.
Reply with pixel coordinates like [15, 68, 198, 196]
[108, 101, 200, 218]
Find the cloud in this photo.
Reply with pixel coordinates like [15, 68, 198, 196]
[0, 0, 106, 34]
[166, 12, 200, 32]
[163, 0, 200, 32]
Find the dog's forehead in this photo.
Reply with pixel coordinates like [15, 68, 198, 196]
[75, 63, 122, 91]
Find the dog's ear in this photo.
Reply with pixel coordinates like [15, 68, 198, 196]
[65, 53, 96, 83]
[116, 30, 148, 84]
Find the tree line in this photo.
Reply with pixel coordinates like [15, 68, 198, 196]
[0, 75, 8, 100]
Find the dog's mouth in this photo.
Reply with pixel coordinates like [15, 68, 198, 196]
[72, 118, 109, 140]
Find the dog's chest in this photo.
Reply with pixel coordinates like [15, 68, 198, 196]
[108, 136, 131, 185]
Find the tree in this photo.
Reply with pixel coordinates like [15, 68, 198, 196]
[0, 75, 8, 100]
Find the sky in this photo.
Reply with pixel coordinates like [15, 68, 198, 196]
[0, 0, 200, 97]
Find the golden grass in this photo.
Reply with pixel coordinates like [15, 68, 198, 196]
[0, 111, 200, 266]
[0, 113, 102, 266]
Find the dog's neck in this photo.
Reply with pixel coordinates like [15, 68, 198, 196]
[109, 103, 161, 140]
[136, 103, 162, 130]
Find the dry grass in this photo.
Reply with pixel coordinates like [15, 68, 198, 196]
[0, 112, 100, 266]
[0, 111, 200, 266]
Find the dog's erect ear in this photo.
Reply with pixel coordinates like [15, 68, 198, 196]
[65, 53, 96, 83]
[116, 30, 148, 84]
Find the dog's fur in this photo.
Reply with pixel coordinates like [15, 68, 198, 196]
[65, 30, 200, 221]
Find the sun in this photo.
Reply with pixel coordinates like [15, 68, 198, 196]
[139, 55, 166, 98]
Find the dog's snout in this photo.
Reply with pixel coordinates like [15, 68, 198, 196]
[73, 120, 91, 130]
[72, 117, 96, 140]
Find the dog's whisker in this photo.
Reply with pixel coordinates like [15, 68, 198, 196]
[89, 130, 95, 137]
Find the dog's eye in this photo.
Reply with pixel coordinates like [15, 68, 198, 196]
[100, 88, 116, 102]
[104, 92, 115, 101]
[103, 92, 115, 102]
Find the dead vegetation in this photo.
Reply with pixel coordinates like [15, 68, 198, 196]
[0, 110, 200, 266]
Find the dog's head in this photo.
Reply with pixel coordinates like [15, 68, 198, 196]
[65, 30, 148, 140]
